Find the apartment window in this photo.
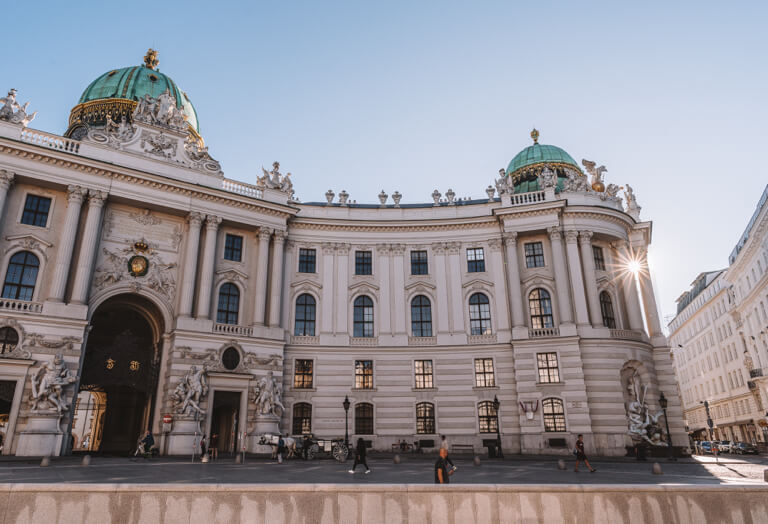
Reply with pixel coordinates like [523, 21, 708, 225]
[293, 359, 314, 389]
[216, 283, 240, 324]
[21, 195, 51, 227]
[528, 288, 554, 329]
[467, 248, 485, 272]
[537, 352, 560, 383]
[292, 403, 312, 434]
[2, 251, 40, 301]
[410, 295, 433, 337]
[410, 250, 428, 275]
[524, 242, 545, 268]
[592, 246, 606, 271]
[355, 251, 372, 275]
[223, 234, 243, 262]
[542, 398, 566, 432]
[355, 403, 374, 434]
[414, 360, 434, 389]
[0, 327, 19, 355]
[353, 296, 374, 337]
[416, 402, 436, 434]
[294, 294, 316, 336]
[599, 291, 616, 329]
[469, 293, 492, 335]
[474, 358, 495, 387]
[478, 401, 498, 433]
[298, 248, 316, 273]
[355, 360, 373, 389]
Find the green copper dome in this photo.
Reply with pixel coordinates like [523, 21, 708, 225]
[506, 129, 580, 193]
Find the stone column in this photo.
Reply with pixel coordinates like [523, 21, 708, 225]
[488, 239, 510, 332]
[547, 227, 573, 325]
[564, 230, 589, 326]
[252, 228, 272, 325]
[615, 241, 645, 332]
[48, 185, 86, 302]
[578, 231, 603, 327]
[432, 243, 450, 334]
[177, 212, 204, 317]
[377, 244, 391, 335]
[502, 232, 525, 329]
[196, 215, 222, 319]
[0, 169, 14, 221]
[636, 248, 663, 338]
[268, 230, 286, 327]
[70, 190, 108, 304]
[391, 244, 406, 334]
[321, 242, 335, 334]
[447, 242, 464, 332]
[335, 245, 349, 334]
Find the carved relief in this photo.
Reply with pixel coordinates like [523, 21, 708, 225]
[129, 209, 162, 226]
[93, 241, 177, 299]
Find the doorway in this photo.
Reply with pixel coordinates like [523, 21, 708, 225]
[210, 391, 241, 455]
[75, 297, 162, 454]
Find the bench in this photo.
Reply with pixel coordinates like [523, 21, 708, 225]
[418, 439, 435, 448]
[450, 444, 475, 453]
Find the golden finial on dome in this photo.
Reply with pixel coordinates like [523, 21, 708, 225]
[531, 128, 539, 144]
[143, 48, 159, 70]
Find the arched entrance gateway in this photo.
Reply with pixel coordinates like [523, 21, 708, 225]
[72, 295, 165, 454]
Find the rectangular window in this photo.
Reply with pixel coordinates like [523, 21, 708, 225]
[592, 246, 606, 271]
[298, 248, 316, 273]
[467, 248, 485, 273]
[537, 353, 560, 383]
[355, 251, 372, 275]
[474, 358, 495, 387]
[410, 250, 428, 275]
[223, 234, 243, 262]
[21, 195, 52, 227]
[414, 360, 434, 389]
[355, 360, 373, 389]
[293, 359, 314, 389]
[524, 242, 545, 268]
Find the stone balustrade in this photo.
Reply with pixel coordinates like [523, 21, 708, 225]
[468, 333, 498, 344]
[610, 329, 646, 341]
[212, 323, 253, 337]
[509, 190, 546, 205]
[408, 336, 437, 346]
[0, 298, 43, 314]
[350, 337, 378, 346]
[529, 327, 560, 338]
[289, 335, 319, 345]
[20, 128, 80, 153]
[221, 178, 263, 199]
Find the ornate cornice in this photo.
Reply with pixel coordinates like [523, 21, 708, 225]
[289, 219, 498, 233]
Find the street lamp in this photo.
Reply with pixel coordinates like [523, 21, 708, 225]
[343, 395, 350, 446]
[493, 395, 503, 459]
[658, 392, 676, 461]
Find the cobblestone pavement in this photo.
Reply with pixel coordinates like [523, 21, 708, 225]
[1, 454, 766, 485]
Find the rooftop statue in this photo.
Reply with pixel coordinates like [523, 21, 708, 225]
[258, 161, 294, 195]
[133, 89, 187, 132]
[624, 184, 642, 220]
[0, 89, 37, 127]
[582, 159, 607, 192]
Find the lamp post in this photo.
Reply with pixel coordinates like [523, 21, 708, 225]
[493, 395, 503, 459]
[658, 392, 676, 461]
[343, 395, 350, 447]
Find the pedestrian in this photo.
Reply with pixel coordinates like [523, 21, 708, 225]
[435, 448, 454, 484]
[277, 435, 285, 464]
[209, 433, 219, 460]
[200, 434, 207, 457]
[135, 429, 154, 457]
[440, 434, 456, 471]
[302, 435, 311, 460]
[573, 434, 596, 473]
[348, 437, 371, 474]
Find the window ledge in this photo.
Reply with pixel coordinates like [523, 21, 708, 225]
[472, 386, 500, 391]
[412, 387, 438, 392]
[536, 382, 564, 386]
[352, 387, 378, 392]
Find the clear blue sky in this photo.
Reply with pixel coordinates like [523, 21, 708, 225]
[5, 0, 767, 324]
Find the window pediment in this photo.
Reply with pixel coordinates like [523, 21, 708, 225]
[4, 234, 52, 258]
[462, 278, 494, 289]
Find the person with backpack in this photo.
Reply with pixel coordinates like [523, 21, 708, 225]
[573, 434, 596, 473]
[348, 437, 371, 474]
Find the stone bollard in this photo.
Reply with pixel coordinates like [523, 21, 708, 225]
[235, 454, 242, 464]
[473, 455, 481, 466]
[652, 463, 663, 475]
[557, 459, 566, 470]
[40, 457, 50, 467]
[81, 455, 92, 466]
[764, 469, 768, 483]
[393, 454, 401, 464]
[201, 454, 210, 463]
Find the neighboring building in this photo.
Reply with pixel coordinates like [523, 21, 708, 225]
[0, 50, 684, 457]
[668, 185, 768, 445]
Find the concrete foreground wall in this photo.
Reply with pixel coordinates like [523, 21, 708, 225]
[0, 483, 767, 524]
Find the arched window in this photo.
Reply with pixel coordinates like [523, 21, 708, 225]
[528, 288, 554, 329]
[542, 398, 566, 432]
[353, 296, 374, 338]
[221, 347, 240, 371]
[599, 291, 616, 329]
[2, 251, 40, 301]
[477, 400, 498, 433]
[216, 283, 239, 325]
[0, 327, 19, 355]
[411, 295, 433, 337]
[355, 402, 374, 434]
[292, 402, 312, 435]
[416, 402, 435, 434]
[468, 293, 491, 335]
[294, 294, 316, 336]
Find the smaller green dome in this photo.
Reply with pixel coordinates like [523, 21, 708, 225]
[505, 129, 581, 193]
[506, 143, 578, 176]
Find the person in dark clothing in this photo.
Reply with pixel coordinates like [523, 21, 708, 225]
[574, 434, 596, 473]
[135, 430, 154, 457]
[348, 437, 371, 474]
[302, 435, 311, 460]
[277, 435, 285, 464]
[200, 434, 207, 457]
[435, 448, 454, 484]
[209, 433, 219, 460]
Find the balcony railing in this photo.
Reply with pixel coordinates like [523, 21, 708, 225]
[0, 298, 43, 314]
[221, 178, 263, 199]
[529, 327, 560, 338]
[510, 190, 546, 206]
[20, 128, 80, 153]
[749, 368, 763, 379]
[212, 323, 253, 337]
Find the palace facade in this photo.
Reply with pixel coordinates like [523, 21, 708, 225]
[0, 51, 685, 457]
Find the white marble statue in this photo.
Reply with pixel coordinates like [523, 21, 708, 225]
[173, 365, 208, 416]
[258, 162, 293, 194]
[624, 184, 641, 219]
[0, 89, 37, 127]
[537, 167, 556, 189]
[601, 183, 621, 201]
[254, 371, 284, 417]
[30, 354, 78, 414]
[626, 372, 667, 446]
[133, 90, 187, 131]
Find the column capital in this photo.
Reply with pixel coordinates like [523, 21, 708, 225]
[204, 215, 222, 230]
[66, 185, 87, 203]
[578, 230, 594, 245]
[431, 242, 446, 255]
[564, 230, 579, 244]
[502, 231, 518, 246]
[390, 243, 406, 256]
[445, 242, 461, 255]
[376, 243, 390, 255]
[487, 238, 502, 252]
[187, 211, 205, 227]
[547, 226, 561, 240]
[87, 189, 108, 206]
[257, 227, 273, 240]
[335, 243, 350, 255]
[0, 169, 15, 189]
[272, 229, 287, 243]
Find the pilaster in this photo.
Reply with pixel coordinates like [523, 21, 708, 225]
[547, 227, 574, 325]
[177, 212, 204, 317]
[0, 169, 14, 221]
[195, 214, 222, 319]
[252, 227, 272, 325]
[47, 185, 86, 302]
[268, 230, 286, 327]
[70, 189, 108, 305]
[578, 231, 603, 327]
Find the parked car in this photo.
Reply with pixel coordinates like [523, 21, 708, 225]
[699, 441, 713, 454]
[717, 441, 732, 453]
[732, 442, 759, 455]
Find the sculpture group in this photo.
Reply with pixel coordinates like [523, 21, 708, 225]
[626, 371, 667, 446]
[30, 354, 78, 414]
[0, 89, 36, 127]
